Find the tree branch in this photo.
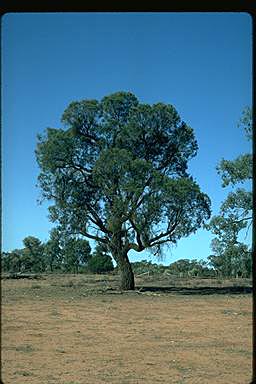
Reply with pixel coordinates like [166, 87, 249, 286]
[129, 218, 145, 251]
[149, 238, 172, 247]
[87, 207, 111, 235]
[149, 210, 181, 245]
[71, 161, 92, 175]
[234, 216, 252, 223]
[77, 125, 100, 145]
[80, 229, 108, 243]
[125, 175, 154, 216]
[127, 243, 145, 252]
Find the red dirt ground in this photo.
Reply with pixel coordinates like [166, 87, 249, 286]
[2, 275, 252, 384]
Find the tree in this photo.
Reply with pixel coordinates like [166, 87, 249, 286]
[44, 228, 63, 272]
[186, 259, 212, 277]
[168, 258, 213, 277]
[131, 259, 164, 275]
[88, 244, 114, 273]
[207, 107, 252, 277]
[1, 252, 11, 272]
[1, 250, 23, 273]
[22, 236, 45, 272]
[36, 91, 211, 290]
[208, 240, 251, 278]
[216, 107, 252, 225]
[168, 259, 190, 277]
[62, 236, 91, 273]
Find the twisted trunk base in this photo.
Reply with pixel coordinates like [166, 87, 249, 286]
[117, 254, 135, 290]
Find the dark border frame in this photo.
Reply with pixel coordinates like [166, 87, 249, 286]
[0, 2, 255, 383]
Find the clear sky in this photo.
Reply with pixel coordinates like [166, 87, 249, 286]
[2, 12, 252, 265]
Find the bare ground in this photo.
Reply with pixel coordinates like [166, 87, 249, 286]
[1, 274, 252, 384]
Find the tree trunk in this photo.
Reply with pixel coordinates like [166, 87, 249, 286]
[109, 228, 135, 290]
[111, 247, 135, 290]
[118, 255, 135, 290]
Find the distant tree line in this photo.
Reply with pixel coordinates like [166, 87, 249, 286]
[131, 256, 251, 279]
[2, 237, 251, 279]
[2, 230, 114, 275]
[131, 259, 212, 278]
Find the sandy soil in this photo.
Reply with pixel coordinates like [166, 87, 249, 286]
[1, 275, 252, 384]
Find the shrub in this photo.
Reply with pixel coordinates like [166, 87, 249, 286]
[88, 254, 114, 274]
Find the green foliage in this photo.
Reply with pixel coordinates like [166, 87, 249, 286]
[207, 107, 252, 278]
[88, 245, 114, 274]
[217, 154, 252, 187]
[2, 231, 91, 275]
[217, 106, 252, 188]
[22, 236, 45, 272]
[36, 91, 211, 289]
[130, 259, 213, 277]
[62, 236, 91, 273]
[2, 250, 23, 272]
[238, 106, 252, 141]
[220, 188, 252, 218]
[44, 228, 63, 272]
[206, 215, 247, 244]
[168, 258, 213, 277]
[2, 237, 46, 274]
[131, 260, 165, 275]
[208, 241, 251, 278]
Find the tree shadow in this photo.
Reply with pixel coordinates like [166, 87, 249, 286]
[137, 285, 252, 295]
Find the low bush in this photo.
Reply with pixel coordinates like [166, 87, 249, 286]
[88, 254, 114, 274]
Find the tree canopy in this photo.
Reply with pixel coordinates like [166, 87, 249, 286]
[36, 91, 211, 289]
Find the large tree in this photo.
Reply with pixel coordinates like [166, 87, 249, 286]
[36, 91, 210, 290]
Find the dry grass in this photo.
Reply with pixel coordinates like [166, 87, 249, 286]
[2, 274, 252, 383]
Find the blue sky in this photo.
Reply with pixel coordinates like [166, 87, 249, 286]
[2, 12, 252, 265]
